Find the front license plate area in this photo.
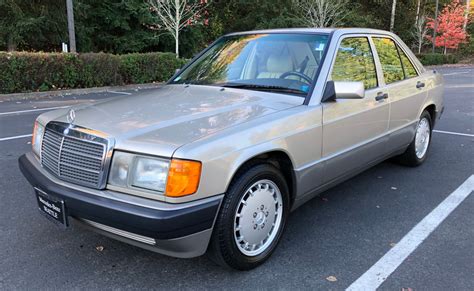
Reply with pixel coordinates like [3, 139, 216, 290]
[35, 188, 68, 227]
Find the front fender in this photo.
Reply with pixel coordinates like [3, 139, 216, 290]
[171, 105, 323, 203]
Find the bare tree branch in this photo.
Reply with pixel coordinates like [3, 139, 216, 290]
[292, 0, 348, 28]
[411, 14, 429, 54]
[147, 0, 208, 57]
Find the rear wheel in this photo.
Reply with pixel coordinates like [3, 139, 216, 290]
[208, 163, 289, 270]
[396, 110, 432, 167]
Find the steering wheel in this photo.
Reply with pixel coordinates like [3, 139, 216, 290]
[279, 71, 313, 84]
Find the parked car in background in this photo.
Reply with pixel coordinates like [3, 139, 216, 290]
[19, 28, 444, 270]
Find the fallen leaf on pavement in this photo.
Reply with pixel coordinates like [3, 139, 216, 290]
[391, 187, 397, 190]
[326, 276, 337, 282]
[96, 245, 104, 252]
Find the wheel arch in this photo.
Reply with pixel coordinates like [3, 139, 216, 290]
[423, 104, 437, 126]
[225, 150, 297, 208]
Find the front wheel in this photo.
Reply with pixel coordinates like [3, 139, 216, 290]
[396, 110, 432, 167]
[208, 164, 289, 270]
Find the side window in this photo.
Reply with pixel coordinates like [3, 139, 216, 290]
[397, 45, 418, 78]
[373, 38, 404, 84]
[332, 37, 377, 89]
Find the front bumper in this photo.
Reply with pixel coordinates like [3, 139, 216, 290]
[19, 152, 223, 258]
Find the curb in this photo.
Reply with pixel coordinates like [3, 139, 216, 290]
[426, 63, 474, 69]
[0, 83, 164, 102]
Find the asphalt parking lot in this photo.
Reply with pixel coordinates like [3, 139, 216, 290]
[0, 66, 473, 290]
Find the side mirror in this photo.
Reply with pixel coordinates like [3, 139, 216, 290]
[322, 81, 365, 102]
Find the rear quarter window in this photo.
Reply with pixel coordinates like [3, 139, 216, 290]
[373, 37, 405, 84]
[397, 46, 418, 78]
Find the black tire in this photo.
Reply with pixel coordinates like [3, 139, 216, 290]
[395, 110, 432, 167]
[208, 163, 290, 270]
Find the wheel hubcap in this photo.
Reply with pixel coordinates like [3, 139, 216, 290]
[415, 117, 430, 159]
[234, 179, 283, 256]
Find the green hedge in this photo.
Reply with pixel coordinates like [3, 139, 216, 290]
[0, 52, 187, 94]
[416, 53, 459, 66]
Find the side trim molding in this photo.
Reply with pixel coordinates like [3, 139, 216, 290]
[295, 120, 417, 172]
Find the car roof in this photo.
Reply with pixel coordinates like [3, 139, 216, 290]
[225, 27, 394, 37]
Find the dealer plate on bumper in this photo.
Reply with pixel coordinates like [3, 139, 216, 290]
[35, 188, 68, 227]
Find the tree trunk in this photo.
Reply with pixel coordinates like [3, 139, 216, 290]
[415, 0, 421, 26]
[175, 0, 179, 58]
[390, 0, 397, 32]
[464, 0, 470, 31]
[432, 0, 439, 53]
[7, 34, 17, 52]
[175, 29, 179, 58]
[66, 0, 76, 53]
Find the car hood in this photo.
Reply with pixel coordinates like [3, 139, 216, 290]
[42, 85, 302, 157]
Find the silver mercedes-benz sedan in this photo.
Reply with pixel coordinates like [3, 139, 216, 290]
[19, 28, 444, 270]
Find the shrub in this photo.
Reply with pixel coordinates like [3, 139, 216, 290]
[416, 53, 459, 66]
[119, 52, 187, 84]
[78, 53, 122, 88]
[0, 52, 185, 94]
[457, 38, 474, 59]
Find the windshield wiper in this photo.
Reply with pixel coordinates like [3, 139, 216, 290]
[219, 83, 307, 96]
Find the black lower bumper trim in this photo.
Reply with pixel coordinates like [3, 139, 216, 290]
[19, 154, 221, 240]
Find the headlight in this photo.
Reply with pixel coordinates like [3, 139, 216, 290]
[32, 120, 44, 157]
[131, 156, 169, 191]
[108, 151, 201, 197]
[109, 152, 169, 192]
[108, 151, 135, 188]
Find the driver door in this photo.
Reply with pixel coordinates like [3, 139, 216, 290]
[322, 36, 390, 184]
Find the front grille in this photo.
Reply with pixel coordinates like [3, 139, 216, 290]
[41, 127, 107, 188]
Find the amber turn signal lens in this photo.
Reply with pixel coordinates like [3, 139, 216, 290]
[165, 159, 201, 197]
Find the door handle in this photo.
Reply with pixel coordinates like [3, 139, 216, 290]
[375, 92, 388, 101]
[416, 81, 425, 89]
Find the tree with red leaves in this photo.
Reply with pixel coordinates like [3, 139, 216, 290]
[426, 0, 469, 54]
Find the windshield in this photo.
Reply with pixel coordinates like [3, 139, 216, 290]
[170, 33, 330, 97]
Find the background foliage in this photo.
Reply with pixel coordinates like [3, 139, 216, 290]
[0, 52, 186, 93]
[2, 0, 471, 58]
[0, 0, 472, 94]
[416, 52, 460, 64]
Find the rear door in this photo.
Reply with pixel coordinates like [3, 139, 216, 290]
[371, 37, 428, 152]
[321, 35, 389, 184]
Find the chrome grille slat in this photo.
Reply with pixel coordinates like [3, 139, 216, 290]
[59, 161, 101, 174]
[64, 139, 104, 150]
[40, 125, 107, 189]
[62, 143, 104, 156]
[42, 157, 59, 175]
[61, 148, 103, 160]
[60, 157, 102, 172]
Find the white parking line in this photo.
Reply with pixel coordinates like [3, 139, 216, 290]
[433, 130, 474, 137]
[442, 71, 471, 76]
[0, 106, 69, 116]
[107, 90, 132, 95]
[445, 84, 474, 88]
[0, 134, 32, 142]
[346, 175, 474, 291]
